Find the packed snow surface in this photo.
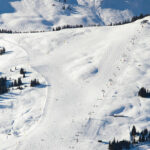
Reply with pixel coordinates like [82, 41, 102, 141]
[0, 0, 150, 31]
[0, 16, 150, 150]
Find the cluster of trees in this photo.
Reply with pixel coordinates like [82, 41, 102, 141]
[109, 13, 150, 26]
[131, 14, 149, 22]
[0, 29, 12, 33]
[11, 78, 23, 87]
[0, 77, 9, 95]
[20, 68, 41, 87]
[30, 79, 40, 87]
[0, 67, 41, 95]
[17, 13, 149, 33]
[52, 24, 83, 31]
[138, 87, 150, 98]
[0, 47, 6, 55]
[108, 139, 130, 150]
[131, 126, 150, 143]
[0, 75, 24, 95]
[0, 13, 149, 35]
[1, 13, 148, 34]
[109, 20, 130, 26]
[108, 126, 150, 150]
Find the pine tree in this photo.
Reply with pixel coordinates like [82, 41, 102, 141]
[131, 126, 136, 136]
[18, 78, 22, 86]
[20, 68, 25, 75]
[14, 80, 17, 86]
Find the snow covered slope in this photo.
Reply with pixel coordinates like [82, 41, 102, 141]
[0, 16, 150, 150]
[0, 0, 150, 31]
[0, 37, 47, 149]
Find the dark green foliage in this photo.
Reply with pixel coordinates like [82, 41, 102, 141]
[144, 129, 148, 136]
[0, 47, 6, 55]
[109, 14, 150, 26]
[108, 139, 130, 150]
[131, 126, 137, 136]
[131, 13, 148, 22]
[108, 126, 150, 150]
[20, 68, 26, 78]
[14, 79, 18, 87]
[17, 78, 22, 86]
[0, 13, 149, 35]
[23, 73, 25, 78]
[130, 126, 150, 143]
[0, 77, 9, 94]
[139, 136, 142, 142]
[12, 78, 23, 87]
[138, 87, 150, 98]
[20, 68, 26, 75]
[53, 24, 83, 31]
[0, 29, 12, 33]
[30, 79, 40, 87]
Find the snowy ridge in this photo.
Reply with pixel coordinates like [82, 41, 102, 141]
[0, 0, 150, 31]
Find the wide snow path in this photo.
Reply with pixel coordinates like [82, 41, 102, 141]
[0, 19, 148, 150]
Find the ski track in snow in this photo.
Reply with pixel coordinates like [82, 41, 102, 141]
[0, 17, 150, 150]
[0, 36, 48, 150]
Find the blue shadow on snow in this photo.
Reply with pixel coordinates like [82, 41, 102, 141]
[0, 0, 21, 14]
[101, 0, 150, 16]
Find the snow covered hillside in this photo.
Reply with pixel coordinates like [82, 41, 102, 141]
[0, 0, 150, 31]
[0, 16, 150, 150]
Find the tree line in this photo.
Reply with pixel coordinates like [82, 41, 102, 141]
[109, 13, 150, 26]
[52, 24, 83, 31]
[0, 13, 149, 34]
[108, 139, 130, 150]
[0, 29, 12, 33]
[108, 126, 150, 150]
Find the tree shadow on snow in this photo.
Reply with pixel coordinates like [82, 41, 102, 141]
[36, 84, 51, 88]
[0, 92, 18, 102]
[3, 51, 13, 55]
[42, 20, 54, 27]
[25, 71, 32, 74]
[0, 104, 13, 109]
[98, 140, 109, 145]
[0, 96, 12, 100]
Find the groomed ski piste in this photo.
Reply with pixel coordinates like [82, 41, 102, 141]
[0, 17, 150, 150]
